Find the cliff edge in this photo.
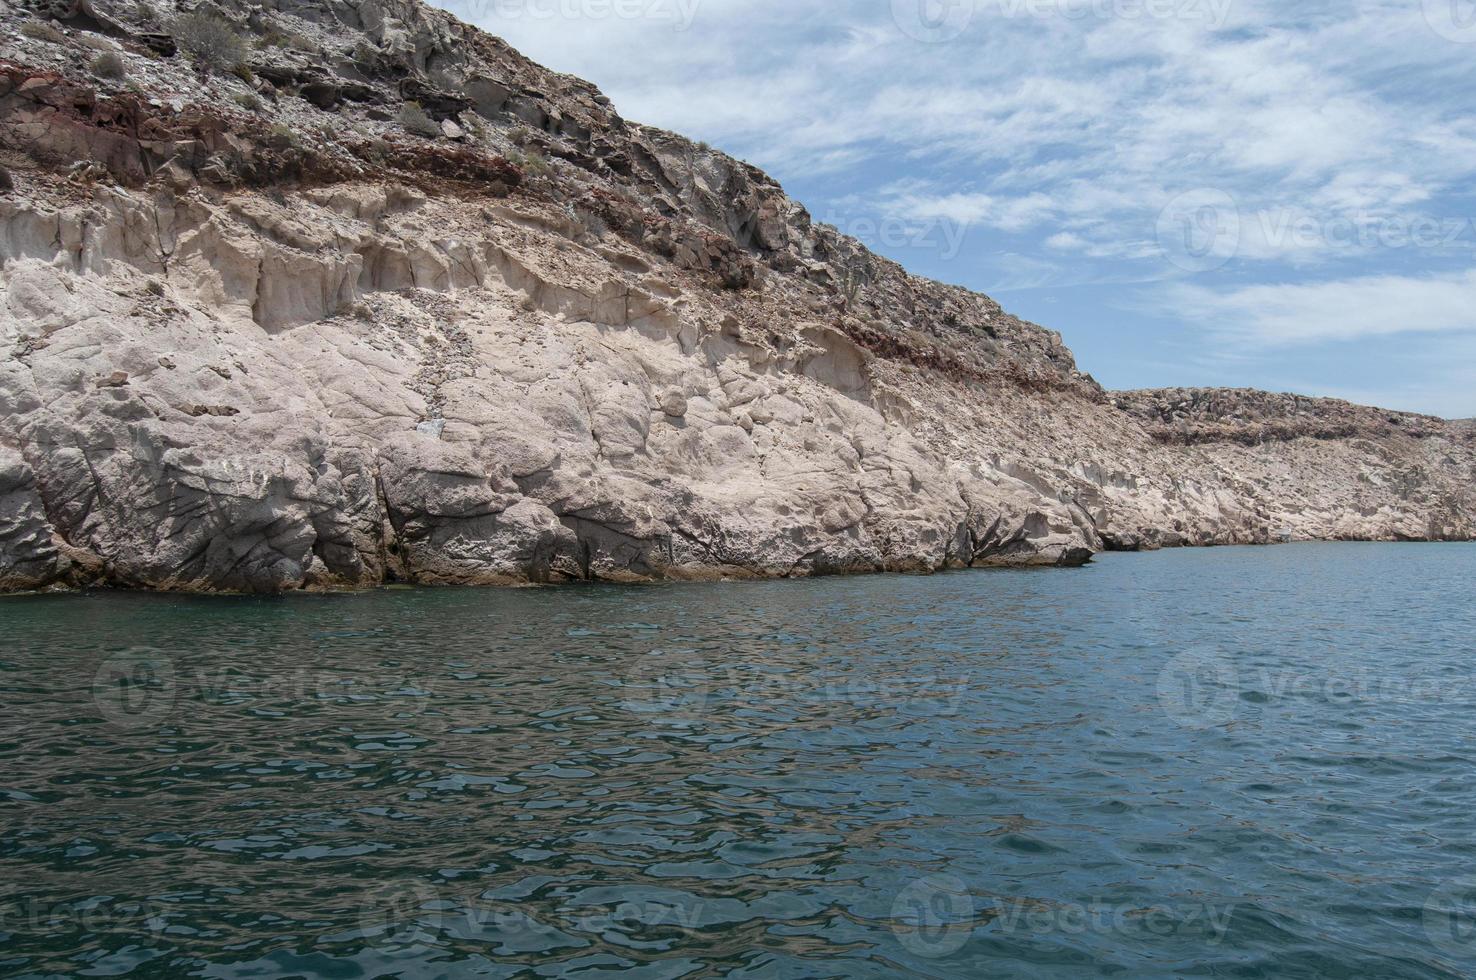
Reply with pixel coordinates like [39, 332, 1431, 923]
[1, 0, 1472, 592]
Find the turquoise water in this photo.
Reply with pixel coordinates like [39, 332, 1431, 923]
[2, 543, 1475, 978]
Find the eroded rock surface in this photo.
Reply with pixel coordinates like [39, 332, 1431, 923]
[0, 0, 1471, 592]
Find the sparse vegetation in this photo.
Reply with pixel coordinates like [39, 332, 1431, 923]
[839, 257, 871, 308]
[510, 147, 550, 176]
[171, 11, 248, 74]
[265, 122, 300, 150]
[90, 51, 127, 79]
[399, 101, 441, 138]
[461, 112, 493, 142]
[285, 33, 320, 54]
[261, 27, 320, 54]
[355, 138, 393, 166]
[232, 90, 263, 111]
[20, 19, 67, 43]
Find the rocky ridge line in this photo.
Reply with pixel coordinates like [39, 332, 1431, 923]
[0, 0, 1471, 593]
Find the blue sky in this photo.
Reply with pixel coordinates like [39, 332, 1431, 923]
[437, 0, 1476, 418]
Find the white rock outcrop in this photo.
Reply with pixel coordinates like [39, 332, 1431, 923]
[0, 0, 1470, 592]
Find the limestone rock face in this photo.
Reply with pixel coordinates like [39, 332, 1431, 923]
[0, 448, 69, 590]
[0, 0, 1471, 592]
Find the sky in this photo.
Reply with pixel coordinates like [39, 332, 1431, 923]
[435, 0, 1476, 418]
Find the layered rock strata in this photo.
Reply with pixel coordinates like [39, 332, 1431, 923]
[1, 0, 1471, 592]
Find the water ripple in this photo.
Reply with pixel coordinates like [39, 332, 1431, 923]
[1, 543, 1474, 977]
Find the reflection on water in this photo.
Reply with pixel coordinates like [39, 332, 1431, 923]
[2, 543, 1474, 977]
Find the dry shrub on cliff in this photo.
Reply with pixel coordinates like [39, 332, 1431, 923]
[90, 51, 127, 79]
[510, 147, 550, 176]
[265, 122, 300, 150]
[399, 101, 441, 138]
[171, 11, 248, 74]
[261, 27, 320, 54]
[20, 19, 67, 43]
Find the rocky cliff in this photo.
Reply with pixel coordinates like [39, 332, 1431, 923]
[1, 0, 1473, 593]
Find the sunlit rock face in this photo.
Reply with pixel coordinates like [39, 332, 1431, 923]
[1, 0, 1471, 592]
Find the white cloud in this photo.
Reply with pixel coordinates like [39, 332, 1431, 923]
[1045, 231, 1088, 250]
[446, 1, 1476, 255]
[1159, 270, 1476, 346]
[873, 188, 1057, 233]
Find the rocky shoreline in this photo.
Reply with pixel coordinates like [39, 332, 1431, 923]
[1, 0, 1472, 594]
